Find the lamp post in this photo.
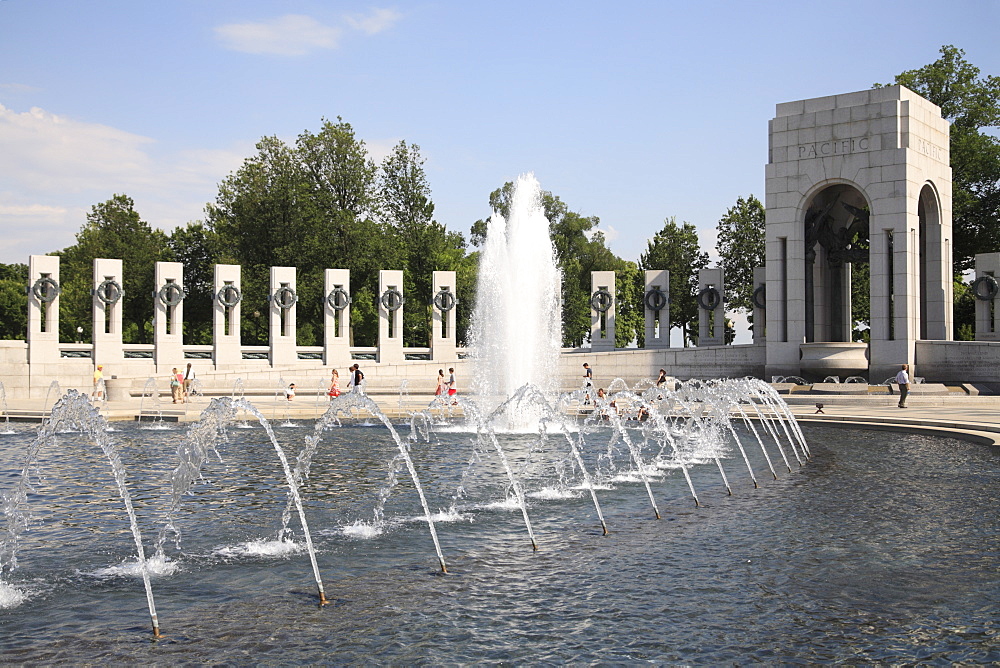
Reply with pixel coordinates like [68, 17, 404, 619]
[76, 326, 83, 344]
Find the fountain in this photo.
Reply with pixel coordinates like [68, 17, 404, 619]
[136, 377, 168, 427]
[0, 175, 996, 662]
[469, 173, 562, 421]
[0, 382, 12, 435]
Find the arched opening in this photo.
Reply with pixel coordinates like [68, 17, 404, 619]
[918, 183, 941, 340]
[803, 184, 870, 343]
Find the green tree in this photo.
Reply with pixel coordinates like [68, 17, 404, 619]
[879, 45, 1000, 271]
[297, 119, 386, 346]
[715, 195, 765, 313]
[206, 136, 311, 344]
[165, 222, 222, 345]
[378, 141, 468, 347]
[640, 217, 709, 346]
[60, 195, 168, 344]
[0, 263, 28, 340]
[615, 260, 645, 348]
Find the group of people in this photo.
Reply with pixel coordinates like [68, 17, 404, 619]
[322, 364, 366, 400]
[435, 368, 458, 404]
[169, 363, 197, 403]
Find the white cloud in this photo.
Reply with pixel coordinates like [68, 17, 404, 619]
[0, 83, 41, 93]
[214, 15, 342, 56]
[0, 103, 155, 193]
[0, 103, 249, 262]
[344, 8, 402, 35]
[0, 203, 67, 218]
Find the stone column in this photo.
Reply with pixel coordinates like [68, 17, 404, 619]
[752, 266, 767, 344]
[92, 258, 124, 369]
[378, 270, 405, 363]
[643, 269, 670, 349]
[698, 267, 725, 346]
[324, 268, 351, 367]
[431, 270, 458, 362]
[153, 261, 184, 372]
[974, 253, 1000, 341]
[213, 264, 242, 367]
[590, 271, 616, 351]
[269, 266, 297, 366]
[27, 254, 61, 365]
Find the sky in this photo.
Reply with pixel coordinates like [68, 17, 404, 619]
[1, 0, 998, 273]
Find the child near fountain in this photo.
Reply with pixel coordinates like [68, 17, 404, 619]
[169, 368, 183, 404]
[328, 369, 340, 399]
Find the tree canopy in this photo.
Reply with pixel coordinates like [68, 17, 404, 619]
[879, 45, 1000, 271]
[715, 195, 765, 315]
[640, 217, 709, 346]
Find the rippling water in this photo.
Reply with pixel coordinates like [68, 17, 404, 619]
[0, 419, 997, 663]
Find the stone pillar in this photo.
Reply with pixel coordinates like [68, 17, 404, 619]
[153, 261, 184, 372]
[269, 266, 297, 366]
[431, 271, 458, 362]
[27, 254, 61, 365]
[324, 268, 351, 367]
[213, 264, 242, 367]
[974, 253, 1000, 341]
[644, 269, 670, 349]
[590, 271, 616, 351]
[92, 258, 124, 369]
[752, 266, 767, 344]
[378, 270, 405, 363]
[698, 267, 725, 346]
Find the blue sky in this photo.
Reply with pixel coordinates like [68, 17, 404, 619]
[1, 0, 998, 270]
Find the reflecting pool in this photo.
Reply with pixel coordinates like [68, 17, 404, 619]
[0, 415, 997, 663]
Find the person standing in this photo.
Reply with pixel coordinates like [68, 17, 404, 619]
[583, 362, 593, 404]
[170, 367, 183, 404]
[435, 369, 445, 396]
[353, 364, 364, 394]
[92, 365, 104, 399]
[285, 383, 296, 401]
[895, 364, 910, 408]
[329, 368, 341, 398]
[447, 367, 457, 404]
[183, 363, 196, 402]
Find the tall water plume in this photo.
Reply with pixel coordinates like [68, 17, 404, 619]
[470, 174, 562, 417]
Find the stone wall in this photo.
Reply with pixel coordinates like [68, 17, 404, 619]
[915, 340, 1000, 383]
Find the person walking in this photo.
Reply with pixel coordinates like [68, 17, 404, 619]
[435, 369, 445, 396]
[353, 364, 364, 394]
[895, 364, 910, 408]
[182, 363, 196, 402]
[92, 365, 104, 400]
[447, 367, 457, 404]
[328, 369, 340, 399]
[170, 367, 183, 404]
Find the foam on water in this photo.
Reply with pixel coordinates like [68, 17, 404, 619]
[214, 539, 304, 558]
[339, 521, 384, 539]
[482, 496, 523, 511]
[89, 553, 181, 578]
[0, 581, 27, 608]
[529, 487, 582, 500]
